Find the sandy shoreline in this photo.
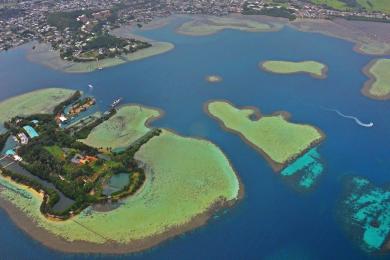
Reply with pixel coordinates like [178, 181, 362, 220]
[259, 60, 328, 79]
[204, 99, 325, 172]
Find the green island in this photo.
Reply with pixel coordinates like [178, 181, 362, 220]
[338, 176, 390, 252]
[260, 60, 328, 79]
[362, 58, 390, 100]
[176, 16, 281, 36]
[205, 100, 324, 171]
[0, 88, 241, 253]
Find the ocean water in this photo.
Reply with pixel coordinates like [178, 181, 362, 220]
[1, 18, 390, 259]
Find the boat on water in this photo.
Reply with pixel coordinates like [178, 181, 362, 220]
[111, 98, 123, 108]
[88, 84, 94, 90]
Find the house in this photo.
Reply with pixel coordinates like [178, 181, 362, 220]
[17, 133, 28, 145]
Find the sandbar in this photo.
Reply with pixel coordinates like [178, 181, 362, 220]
[176, 15, 282, 36]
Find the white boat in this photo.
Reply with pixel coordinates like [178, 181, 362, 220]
[111, 98, 123, 108]
[88, 84, 94, 90]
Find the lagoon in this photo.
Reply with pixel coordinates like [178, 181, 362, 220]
[1, 17, 390, 259]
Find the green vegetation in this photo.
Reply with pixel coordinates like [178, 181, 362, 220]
[310, 0, 390, 13]
[261, 60, 327, 78]
[242, 3, 296, 20]
[177, 16, 278, 36]
[0, 88, 76, 124]
[206, 100, 324, 170]
[47, 11, 88, 31]
[81, 105, 161, 150]
[363, 59, 390, 100]
[0, 91, 160, 219]
[0, 105, 241, 249]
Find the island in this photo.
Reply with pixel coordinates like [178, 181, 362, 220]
[338, 176, 390, 253]
[205, 100, 325, 171]
[176, 16, 281, 36]
[205, 75, 223, 83]
[260, 60, 328, 79]
[362, 58, 390, 100]
[0, 88, 242, 253]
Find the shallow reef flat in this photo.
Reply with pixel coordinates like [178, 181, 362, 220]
[81, 104, 162, 150]
[205, 100, 324, 171]
[362, 59, 390, 100]
[260, 60, 327, 79]
[281, 147, 324, 192]
[290, 18, 390, 55]
[338, 176, 390, 252]
[0, 88, 76, 124]
[0, 104, 241, 253]
[176, 16, 282, 36]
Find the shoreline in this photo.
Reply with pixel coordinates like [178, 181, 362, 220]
[0, 102, 244, 254]
[361, 59, 390, 100]
[259, 60, 328, 79]
[203, 99, 325, 172]
[175, 14, 284, 36]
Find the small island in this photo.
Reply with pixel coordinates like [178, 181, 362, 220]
[176, 16, 281, 36]
[362, 58, 390, 100]
[260, 60, 328, 79]
[205, 100, 325, 171]
[205, 75, 223, 83]
[0, 89, 242, 253]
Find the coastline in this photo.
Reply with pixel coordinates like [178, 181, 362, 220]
[0, 180, 243, 254]
[361, 59, 390, 100]
[203, 99, 325, 172]
[0, 102, 244, 254]
[175, 14, 284, 36]
[259, 60, 328, 79]
[27, 41, 174, 73]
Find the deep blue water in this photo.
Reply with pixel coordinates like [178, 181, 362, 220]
[1, 18, 390, 259]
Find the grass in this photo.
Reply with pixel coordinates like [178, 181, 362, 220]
[206, 100, 324, 169]
[310, 0, 390, 13]
[177, 16, 277, 36]
[261, 60, 327, 78]
[0, 105, 240, 246]
[44, 145, 64, 161]
[0, 88, 76, 124]
[363, 59, 390, 99]
[81, 105, 161, 150]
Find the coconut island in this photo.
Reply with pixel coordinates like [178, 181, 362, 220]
[260, 60, 328, 79]
[205, 100, 325, 172]
[0, 88, 242, 253]
[362, 58, 390, 100]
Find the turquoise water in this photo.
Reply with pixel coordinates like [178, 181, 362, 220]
[281, 147, 324, 191]
[103, 173, 130, 195]
[0, 17, 390, 259]
[340, 177, 390, 251]
[23, 125, 39, 138]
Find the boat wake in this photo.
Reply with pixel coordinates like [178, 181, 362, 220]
[321, 107, 374, 128]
